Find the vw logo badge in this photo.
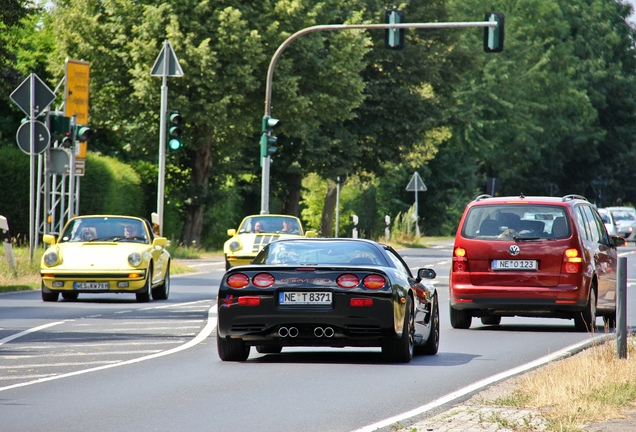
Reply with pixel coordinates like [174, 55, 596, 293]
[509, 245, 520, 256]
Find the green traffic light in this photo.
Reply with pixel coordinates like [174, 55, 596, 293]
[262, 115, 281, 132]
[167, 110, 183, 149]
[77, 126, 93, 142]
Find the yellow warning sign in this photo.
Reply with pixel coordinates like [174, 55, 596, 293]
[65, 59, 90, 124]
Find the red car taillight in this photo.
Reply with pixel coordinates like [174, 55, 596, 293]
[337, 274, 359, 288]
[453, 247, 468, 272]
[227, 273, 250, 288]
[351, 298, 373, 307]
[562, 248, 582, 273]
[362, 274, 386, 289]
[253, 273, 275, 288]
[238, 296, 261, 306]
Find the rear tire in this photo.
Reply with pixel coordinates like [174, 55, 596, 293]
[217, 328, 250, 361]
[481, 315, 501, 326]
[603, 311, 617, 329]
[255, 345, 282, 354]
[450, 304, 472, 329]
[382, 296, 414, 363]
[418, 294, 439, 355]
[574, 286, 597, 332]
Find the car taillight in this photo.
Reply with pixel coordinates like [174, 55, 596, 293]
[238, 296, 261, 306]
[253, 273, 275, 288]
[227, 273, 250, 288]
[362, 274, 385, 289]
[562, 248, 582, 273]
[337, 274, 359, 288]
[351, 298, 373, 307]
[453, 247, 468, 272]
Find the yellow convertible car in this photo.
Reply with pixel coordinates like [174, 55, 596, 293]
[40, 215, 171, 302]
[224, 215, 316, 269]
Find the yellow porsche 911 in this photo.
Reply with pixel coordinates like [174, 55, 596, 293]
[40, 216, 171, 302]
[224, 215, 316, 270]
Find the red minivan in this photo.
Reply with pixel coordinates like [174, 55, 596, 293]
[450, 194, 625, 331]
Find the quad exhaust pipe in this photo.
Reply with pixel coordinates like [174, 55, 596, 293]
[278, 326, 334, 338]
[314, 327, 334, 338]
[278, 326, 298, 338]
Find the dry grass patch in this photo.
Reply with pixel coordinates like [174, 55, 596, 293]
[500, 334, 636, 431]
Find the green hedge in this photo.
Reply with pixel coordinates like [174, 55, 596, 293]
[80, 152, 143, 216]
[0, 147, 31, 240]
[0, 147, 151, 239]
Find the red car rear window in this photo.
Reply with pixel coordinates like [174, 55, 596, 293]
[461, 204, 570, 240]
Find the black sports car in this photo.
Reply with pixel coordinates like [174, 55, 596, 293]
[216, 238, 439, 362]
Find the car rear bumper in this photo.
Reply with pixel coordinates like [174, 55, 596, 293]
[450, 281, 588, 314]
[217, 300, 396, 347]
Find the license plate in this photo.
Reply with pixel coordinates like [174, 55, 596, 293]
[279, 292, 332, 305]
[492, 260, 537, 270]
[74, 282, 109, 290]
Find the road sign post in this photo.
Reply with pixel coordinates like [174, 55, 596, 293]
[10, 73, 56, 261]
[150, 40, 183, 236]
[406, 172, 427, 236]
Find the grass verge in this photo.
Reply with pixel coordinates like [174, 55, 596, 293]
[493, 334, 636, 431]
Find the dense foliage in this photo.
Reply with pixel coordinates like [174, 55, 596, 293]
[2, 0, 636, 247]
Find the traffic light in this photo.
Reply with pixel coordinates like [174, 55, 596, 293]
[168, 111, 183, 150]
[48, 114, 71, 145]
[385, 10, 405, 50]
[484, 13, 504, 53]
[76, 126, 93, 142]
[260, 115, 280, 165]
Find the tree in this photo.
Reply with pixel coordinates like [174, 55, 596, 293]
[271, 0, 466, 235]
[45, 0, 371, 245]
[437, 0, 636, 213]
[0, 1, 41, 148]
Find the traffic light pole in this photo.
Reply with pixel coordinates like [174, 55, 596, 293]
[261, 18, 500, 214]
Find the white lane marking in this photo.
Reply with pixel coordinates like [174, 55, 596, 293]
[0, 361, 120, 370]
[0, 322, 66, 346]
[351, 335, 609, 432]
[4, 340, 186, 350]
[1, 350, 162, 359]
[0, 306, 217, 393]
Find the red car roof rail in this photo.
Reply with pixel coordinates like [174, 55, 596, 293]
[562, 194, 588, 202]
[475, 194, 493, 201]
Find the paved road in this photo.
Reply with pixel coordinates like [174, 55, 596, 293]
[1, 241, 635, 432]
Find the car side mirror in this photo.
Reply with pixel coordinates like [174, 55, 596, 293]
[153, 237, 168, 247]
[43, 234, 56, 245]
[612, 236, 627, 247]
[227, 229, 236, 237]
[305, 230, 317, 238]
[417, 268, 436, 280]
